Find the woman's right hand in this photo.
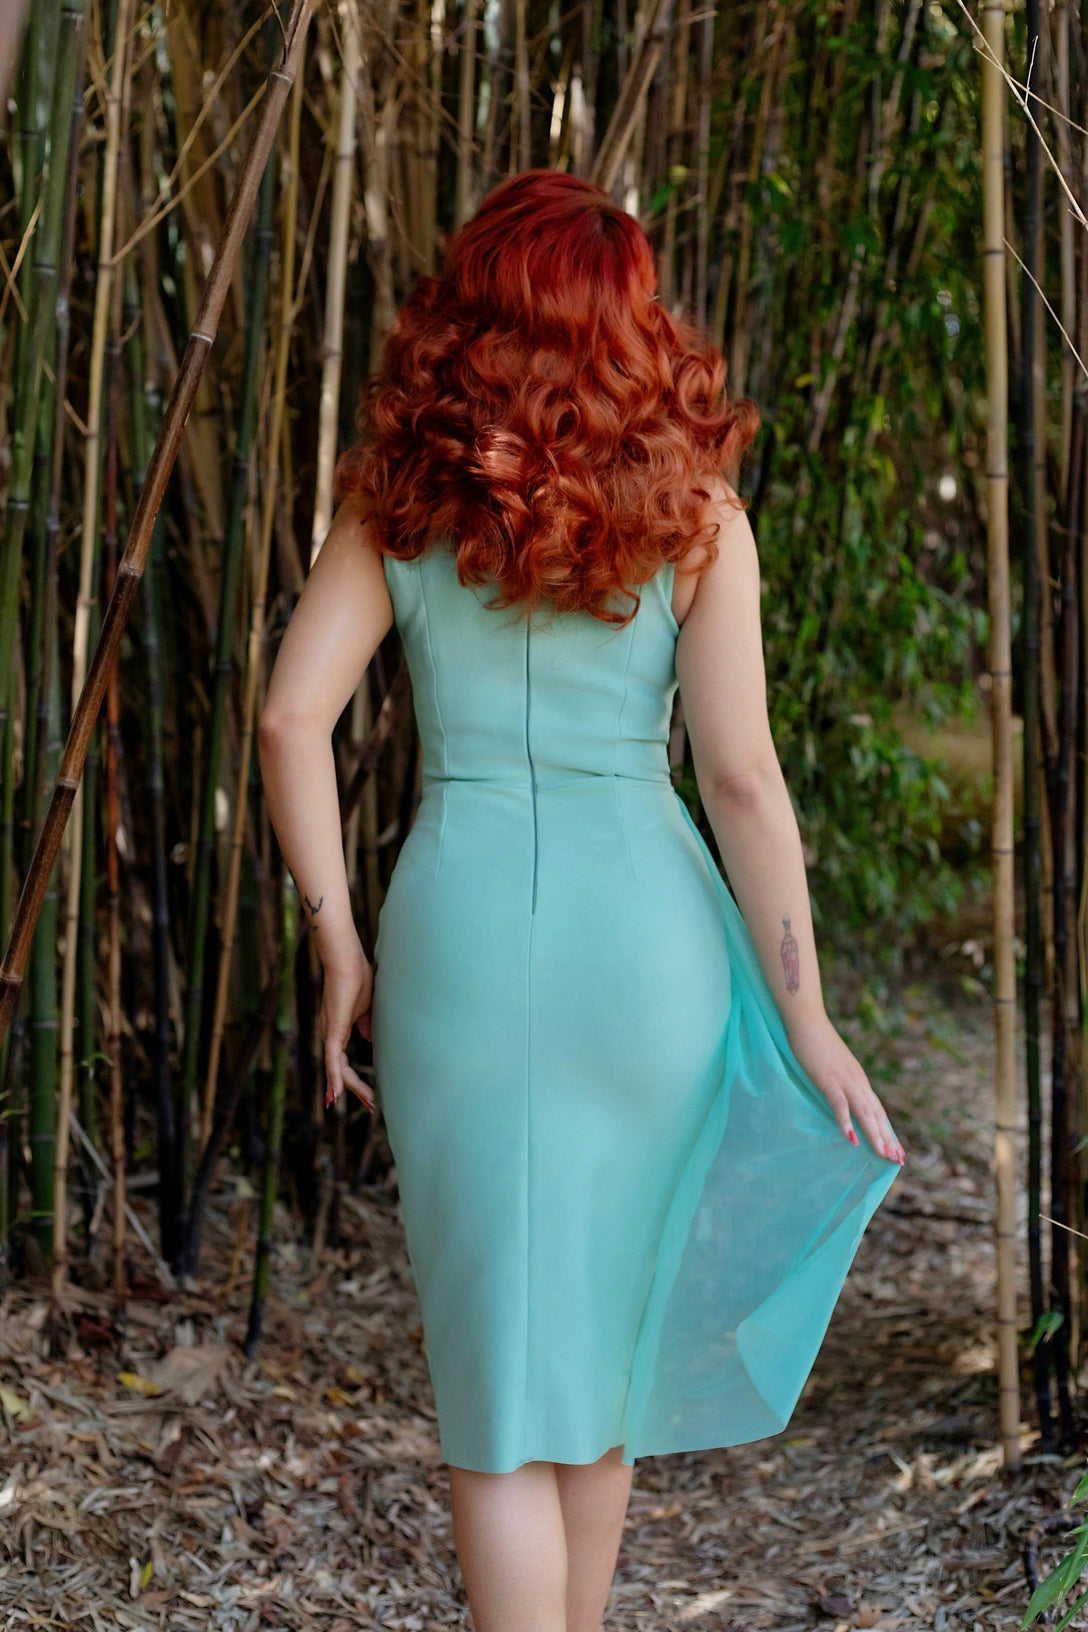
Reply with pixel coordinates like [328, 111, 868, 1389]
[320, 953, 375, 1111]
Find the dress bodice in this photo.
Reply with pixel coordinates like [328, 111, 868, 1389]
[382, 545, 680, 789]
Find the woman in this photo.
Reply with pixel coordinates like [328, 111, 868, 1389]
[259, 169, 904, 1632]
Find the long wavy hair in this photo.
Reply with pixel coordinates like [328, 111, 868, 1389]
[334, 169, 760, 625]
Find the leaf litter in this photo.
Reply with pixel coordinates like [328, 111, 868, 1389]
[0, 976, 1080, 1630]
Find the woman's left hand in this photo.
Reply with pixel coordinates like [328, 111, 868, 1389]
[320, 952, 375, 1110]
[786, 1013, 904, 1164]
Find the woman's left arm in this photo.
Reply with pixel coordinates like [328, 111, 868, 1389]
[258, 500, 394, 1106]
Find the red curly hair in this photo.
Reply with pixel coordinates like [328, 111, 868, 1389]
[334, 168, 759, 625]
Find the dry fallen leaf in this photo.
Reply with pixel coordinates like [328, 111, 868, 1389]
[0, 1386, 27, 1420]
[145, 1343, 229, 1406]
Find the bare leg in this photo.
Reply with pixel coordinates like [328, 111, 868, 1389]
[448, 1459, 568, 1632]
[554, 1445, 634, 1632]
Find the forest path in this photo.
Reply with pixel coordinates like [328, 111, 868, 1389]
[0, 968, 1079, 1631]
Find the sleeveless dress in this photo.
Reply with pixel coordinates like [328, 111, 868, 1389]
[370, 543, 901, 1474]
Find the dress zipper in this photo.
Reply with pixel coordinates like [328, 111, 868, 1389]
[525, 622, 539, 914]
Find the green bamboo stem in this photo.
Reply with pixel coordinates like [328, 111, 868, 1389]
[192, 66, 305, 1216]
[181, 183, 277, 1191]
[103, 281, 127, 1310]
[1020, 0, 1049, 1450]
[28, 623, 62, 1258]
[55, 0, 132, 1256]
[121, 230, 177, 1264]
[0, 0, 317, 1047]
[0, 0, 77, 720]
[196, 160, 276, 1154]
[244, 876, 297, 1358]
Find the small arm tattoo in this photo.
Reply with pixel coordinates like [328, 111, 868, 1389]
[780, 914, 800, 994]
[305, 893, 325, 922]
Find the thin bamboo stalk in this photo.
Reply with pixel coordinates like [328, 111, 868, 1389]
[1055, 0, 1074, 487]
[0, 0, 317, 1048]
[589, 0, 670, 195]
[199, 162, 277, 1150]
[358, 7, 395, 353]
[693, 4, 713, 329]
[122, 177, 178, 1263]
[189, 66, 306, 1251]
[28, 629, 62, 1258]
[981, 0, 1020, 1471]
[103, 263, 126, 1311]
[729, 4, 775, 395]
[658, 0, 689, 310]
[312, 0, 361, 562]
[1048, 393, 1082, 1449]
[182, 172, 278, 1199]
[0, 0, 77, 716]
[514, 0, 529, 172]
[244, 876, 297, 1358]
[55, 0, 132, 1278]
[454, 0, 479, 227]
[1020, 0, 1050, 1450]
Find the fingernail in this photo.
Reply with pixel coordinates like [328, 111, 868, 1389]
[847, 1128, 859, 1146]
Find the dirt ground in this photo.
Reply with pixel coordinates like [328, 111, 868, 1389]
[0, 956, 1084, 1631]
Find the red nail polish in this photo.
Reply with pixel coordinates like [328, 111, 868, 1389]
[847, 1128, 859, 1145]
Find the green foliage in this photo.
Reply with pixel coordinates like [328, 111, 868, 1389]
[716, 0, 987, 946]
[1023, 1469, 1088, 1628]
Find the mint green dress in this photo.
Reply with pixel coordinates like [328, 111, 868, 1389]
[371, 542, 901, 1474]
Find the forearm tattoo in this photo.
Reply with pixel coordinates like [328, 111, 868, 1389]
[305, 893, 324, 926]
[780, 915, 800, 994]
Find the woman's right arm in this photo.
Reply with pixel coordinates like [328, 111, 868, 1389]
[675, 483, 903, 1165]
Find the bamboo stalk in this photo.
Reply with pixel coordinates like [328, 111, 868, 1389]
[454, 0, 479, 227]
[103, 262, 126, 1311]
[244, 876, 297, 1358]
[55, 0, 132, 1280]
[1020, 0, 1050, 1450]
[0, 0, 77, 719]
[658, 0, 689, 311]
[589, 0, 670, 195]
[199, 161, 277, 1151]
[122, 210, 179, 1264]
[312, 0, 361, 562]
[190, 65, 306, 1239]
[981, 0, 1020, 1471]
[0, 0, 317, 1048]
[182, 169, 278, 1199]
[358, 6, 395, 353]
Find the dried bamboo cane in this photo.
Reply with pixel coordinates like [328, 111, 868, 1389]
[193, 64, 306, 1208]
[981, 0, 1020, 1471]
[312, 0, 361, 562]
[0, 0, 317, 1048]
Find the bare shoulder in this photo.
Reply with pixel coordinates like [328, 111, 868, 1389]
[672, 476, 756, 626]
[301, 497, 394, 637]
[321, 494, 382, 557]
